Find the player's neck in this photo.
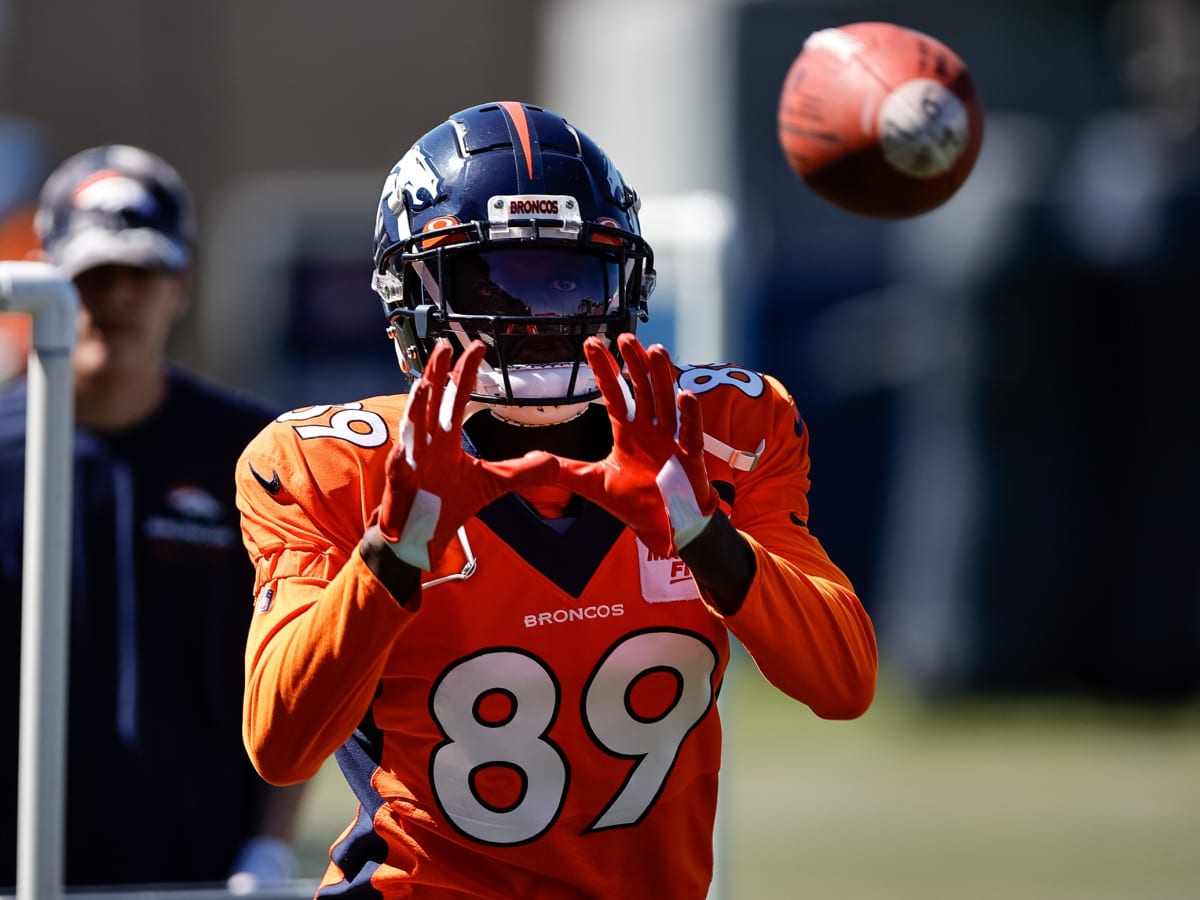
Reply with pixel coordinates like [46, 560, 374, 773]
[74, 367, 169, 431]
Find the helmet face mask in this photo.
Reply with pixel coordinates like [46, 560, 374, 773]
[372, 101, 656, 425]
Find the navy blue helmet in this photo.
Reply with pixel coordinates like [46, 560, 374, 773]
[372, 101, 656, 425]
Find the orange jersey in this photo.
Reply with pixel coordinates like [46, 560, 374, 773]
[236, 362, 877, 899]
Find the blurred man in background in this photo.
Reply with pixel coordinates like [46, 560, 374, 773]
[0, 144, 304, 889]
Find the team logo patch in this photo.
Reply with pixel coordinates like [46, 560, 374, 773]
[637, 539, 701, 604]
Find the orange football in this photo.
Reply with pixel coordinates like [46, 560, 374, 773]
[777, 21, 984, 218]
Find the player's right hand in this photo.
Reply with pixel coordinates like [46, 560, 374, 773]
[378, 339, 560, 570]
[555, 334, 718, 557]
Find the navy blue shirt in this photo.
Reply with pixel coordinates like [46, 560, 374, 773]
[0, 368, 278, 887]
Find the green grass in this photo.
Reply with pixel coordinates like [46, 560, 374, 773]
[292, 656, 1200, 899]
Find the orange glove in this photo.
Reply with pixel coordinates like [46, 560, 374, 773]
[556, 333, 717, 555]
[379, 339, 560, 570]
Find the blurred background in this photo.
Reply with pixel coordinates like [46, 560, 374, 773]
[3, 0, 1198, 897]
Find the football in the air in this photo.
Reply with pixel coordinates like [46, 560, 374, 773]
[777, 21, 984, 219]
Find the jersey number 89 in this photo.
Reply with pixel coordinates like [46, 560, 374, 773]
[429, 628, 718, 846]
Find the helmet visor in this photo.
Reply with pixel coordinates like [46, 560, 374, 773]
[402, 245, 638, 401]
[436, 248, 622, 320]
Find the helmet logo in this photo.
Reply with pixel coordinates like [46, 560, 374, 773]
[383, 145, 443, 215]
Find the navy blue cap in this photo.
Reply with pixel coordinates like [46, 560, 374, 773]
[34, 144, 195, 279]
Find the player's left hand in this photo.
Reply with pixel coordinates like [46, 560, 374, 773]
[379, 339, 560, 570]
[555, 333, 717, 555]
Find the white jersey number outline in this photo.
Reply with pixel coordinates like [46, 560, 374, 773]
[429, 628, 718, 845]
[678, 364, 764, 398]
[277, 403, 389, 448]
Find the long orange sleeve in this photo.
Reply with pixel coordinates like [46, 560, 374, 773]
[242, 548, 416, 784]
[690, 370, 877, 719]
[720, 532, 877, 718]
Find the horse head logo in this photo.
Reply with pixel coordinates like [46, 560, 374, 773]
[385, 145, 443, 216]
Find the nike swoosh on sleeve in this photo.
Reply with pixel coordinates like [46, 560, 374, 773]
[248, 462, 282, 496]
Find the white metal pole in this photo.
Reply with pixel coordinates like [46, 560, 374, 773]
[638, 193, 736, 900]
[0, 261, 79, 900]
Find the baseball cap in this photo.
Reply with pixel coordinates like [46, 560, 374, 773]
[34, 144, 195, 279]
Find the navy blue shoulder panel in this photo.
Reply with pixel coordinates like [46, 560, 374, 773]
[476, 493, 625, 599]
[322, 706, 390, 898]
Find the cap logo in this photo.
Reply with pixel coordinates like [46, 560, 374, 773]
[71, 170, 158, 218]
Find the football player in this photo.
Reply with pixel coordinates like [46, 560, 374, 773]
[237, 100, 878, 898]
